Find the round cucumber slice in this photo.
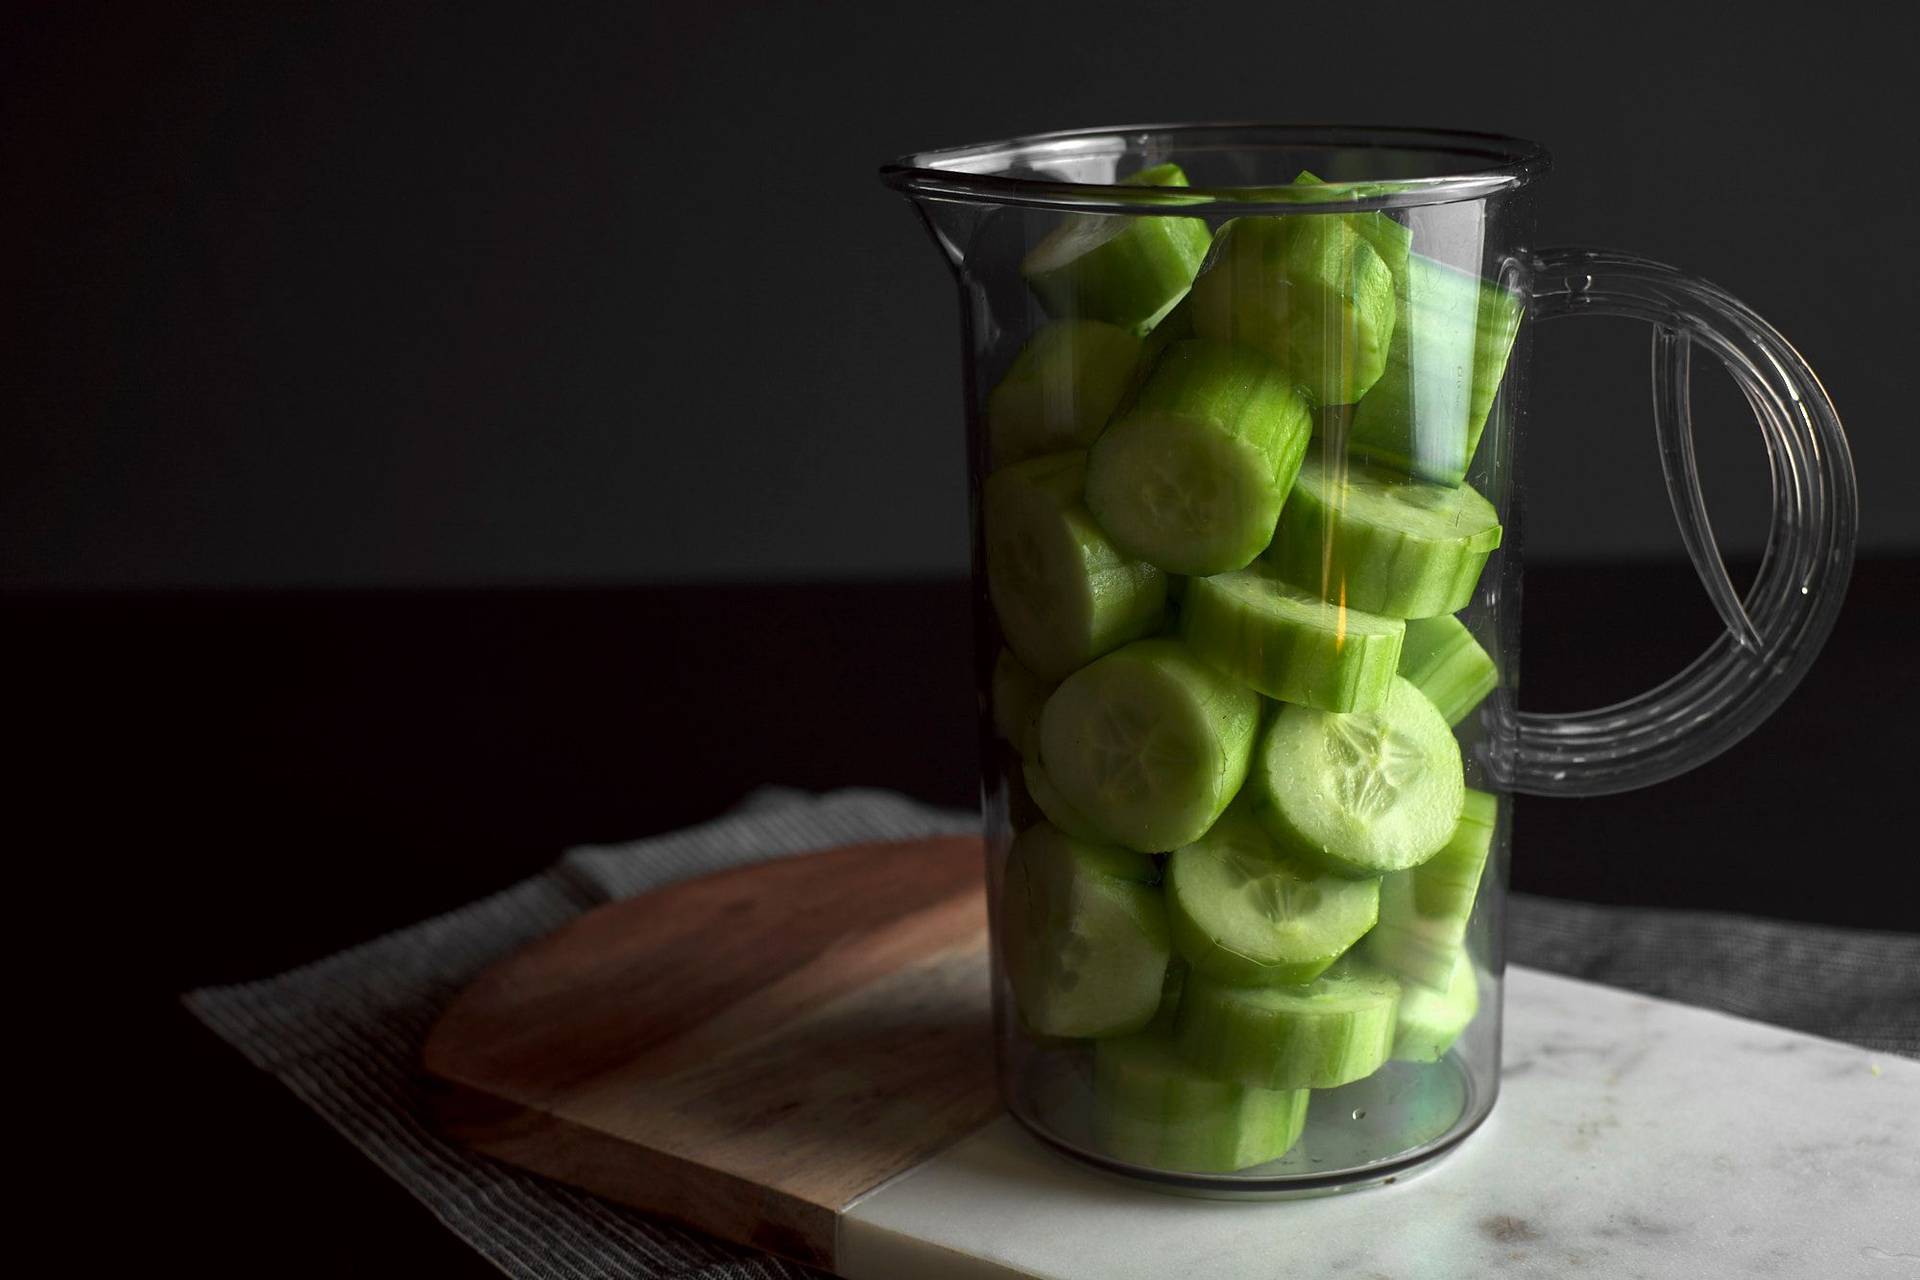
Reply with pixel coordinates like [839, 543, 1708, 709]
[1023, 753, 1115, 845]
[1363, 788, 1496, 990]
[1000, 822, 1169, 1040]
[1189, 215, 1397, 406]
[993, 648, 1056, 757]
[984, 451, 1168, 682]
[1166, 801, 1380, 987]
[987, 320, 1145, 469]
[1264, 453, 1501, 619]
[1396, 614, 1498, 727]
[1251, 676, 1465, 877]
[1094, 1031, 1310, 1172]
[1085, 340, 1312, 576]
[1391, 953, 1480, 1064]
[1021, 165, 1212, 335]
[1038, 638, 1260, 853]
[1174, 961, 1400, 1089]
[1347, 253, 1524, 486]
[1180, 568, 1405, 713]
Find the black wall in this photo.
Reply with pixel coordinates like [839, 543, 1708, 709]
[7, 3, 1909, 587]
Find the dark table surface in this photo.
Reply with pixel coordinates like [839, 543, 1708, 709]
[14, 558, 1915, 1274]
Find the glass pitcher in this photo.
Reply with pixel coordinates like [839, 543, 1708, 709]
[880, 124, 1856, 1195]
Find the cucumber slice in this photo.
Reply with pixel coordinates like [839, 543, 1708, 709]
[1188, 215, 1397, 405]
[1363, 788, 1496, 990]
[987, 320, 1145, 469]
[1166, 800, 1380, 987]
[1000, 822, 1170, 1039]
[1021, 164, 1212, 335]
[1264, 454, 1501, 619]
[1391, 953, 1480, 1063]
[1174, 961, 1400, 1089]
[1397, 614, 1497, 727]
[1291, 170, 1412, 295]
[1084, 340, 1312, 576]
[984, 451, 1169, 681]
[1094, 1031, 1310, 1172]
[1037, 638, 1260, 853]
[1347, 253, 1524, 486]
[1250, 676, 1465, 877]
[1023, 753, 1115, 845]
[1180, 568, 1405, 713]
[993, 647, 1056, 757]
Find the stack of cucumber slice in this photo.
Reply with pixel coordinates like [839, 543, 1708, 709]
[983, 166, 1517, 1175]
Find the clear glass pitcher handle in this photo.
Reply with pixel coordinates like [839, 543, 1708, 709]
[1500, 247, 1858, 796]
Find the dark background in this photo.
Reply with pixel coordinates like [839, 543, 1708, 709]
[6, 1, 1917, 587]
[6, 3, 1914, 1275]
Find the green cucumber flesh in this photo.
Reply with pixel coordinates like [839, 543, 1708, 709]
[1346, 253, 1524, 486]
[1037, 637, 1260, 853]
[1251, 675, 1465, 877]
[1188, 215, 1397, 406]
[1264, 453, 1501, 619]
[1001, 822, 1170, 1039]
[1396, 614, 1497, 726]
[1094, 1031, 1309, 1172]
[1166, 800, 1380, 986]
[1180, 567, 1405, 713]
[1174, 961, 1400, 1089]
[984, 451, 1168, 681]
[1290, 170, 1413, 300]
[1023, 752, 1115, 845]
[1363, 788, 1495, 989]
[1391, 952, 1480, 1063]
[1021, 164, 1212, 334]
[1085, 340, 1312, 576]
[988, 320, 1145, 468]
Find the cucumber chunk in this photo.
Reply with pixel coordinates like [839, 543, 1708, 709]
[1180, 567, 1405, 713]
[1347, 253, 1524, 486]
[1396, 614, 1497, 727]
[1021, 164, 1212, 335]
[993, 647, 1056, 757]
[1264, 454, 1501, 619]
[1188, 215, 1397, 405]
[1085, 340, 1312, 576]
[1037, 638, 1260, 853]
[1174, 961, 1400, 1089]
[1001, 822, 1170, 1039]
[1094, 1031, 1310, 1172]
[1250, 676, 1465, 877]
[1166, 799, 1380, 987]
[987, 320, 1145, 469]
[984, 451, 1168, 681]
[1291, 170, 1412, 295]
[1363, 788, 1496, 990]
[1023, 753, 1115, 845]
[1391, 953, 1480, 1063]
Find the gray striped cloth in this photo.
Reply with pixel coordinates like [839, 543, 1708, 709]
[183, 788, 1919, 1279]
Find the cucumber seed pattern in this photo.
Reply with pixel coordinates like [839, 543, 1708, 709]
[1327, 714, 1424, 819]
[1226, 850, 1323, 920]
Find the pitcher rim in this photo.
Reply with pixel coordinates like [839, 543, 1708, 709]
[879, 122, 1549, 215]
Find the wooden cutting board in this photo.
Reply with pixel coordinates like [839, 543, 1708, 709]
[420, 836, 1001, 1271]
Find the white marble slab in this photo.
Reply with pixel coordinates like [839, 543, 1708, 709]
[839, 966, 1919, 1279]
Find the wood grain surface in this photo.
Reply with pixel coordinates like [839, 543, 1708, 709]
[422, 836, 1000, 1269]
